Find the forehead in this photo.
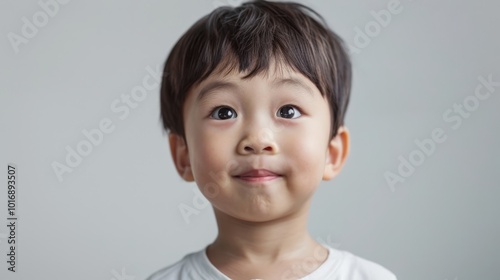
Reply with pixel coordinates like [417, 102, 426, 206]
[191, 58, 319, 102]
[214, 55, 303, 82]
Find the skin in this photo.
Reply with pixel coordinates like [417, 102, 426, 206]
[169, 59, 350, 279]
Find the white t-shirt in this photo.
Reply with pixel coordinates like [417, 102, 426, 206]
[146, 245, 397, 280]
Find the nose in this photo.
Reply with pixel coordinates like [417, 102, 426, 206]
[237, 126, 279, 155]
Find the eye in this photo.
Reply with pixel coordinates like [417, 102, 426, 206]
[210, 106, 237, 120]
[277, 105, 302, 119]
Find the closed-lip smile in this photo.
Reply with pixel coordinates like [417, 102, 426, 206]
[234, 169, 281, 182]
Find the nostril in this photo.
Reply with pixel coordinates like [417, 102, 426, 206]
[244, 146, 253, 152]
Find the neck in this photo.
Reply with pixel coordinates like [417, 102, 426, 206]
[208, 203, 321, 263]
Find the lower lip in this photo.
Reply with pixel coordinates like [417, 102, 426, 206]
[235, 175, 281, 182]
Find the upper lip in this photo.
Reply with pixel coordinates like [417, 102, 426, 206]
[234, 169, 281, 177]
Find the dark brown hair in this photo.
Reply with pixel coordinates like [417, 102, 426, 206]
[160, 0, 352, 140]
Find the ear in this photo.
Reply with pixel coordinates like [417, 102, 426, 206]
[168, 133, 194, 182]
[322, 126, 350, 181]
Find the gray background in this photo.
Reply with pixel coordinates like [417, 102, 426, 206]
[1, 0, 499, 279]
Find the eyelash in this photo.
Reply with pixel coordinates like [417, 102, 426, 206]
[207, 104, 303, 119]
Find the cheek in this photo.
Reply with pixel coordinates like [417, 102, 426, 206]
[291, 141, 325, 176]
[282, 120, 329, 180]
[188, 124, 234, 182]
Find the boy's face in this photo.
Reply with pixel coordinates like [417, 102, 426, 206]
[169, 60, 349, 222]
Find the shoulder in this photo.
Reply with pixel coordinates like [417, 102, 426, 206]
[145, 250, 202, 280]
[335, 249, 397, 280]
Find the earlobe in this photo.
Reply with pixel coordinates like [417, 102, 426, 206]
[168, 133, 194, 182]
[322, 126, 350, 181]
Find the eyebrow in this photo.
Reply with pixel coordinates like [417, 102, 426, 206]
[196, 81, 239, 102]
[195, 77, 314, 102]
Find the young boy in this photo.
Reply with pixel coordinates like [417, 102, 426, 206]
[148, 1, 397, 279]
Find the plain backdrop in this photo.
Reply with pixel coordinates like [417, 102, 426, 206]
[1, 0, 499, 279]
